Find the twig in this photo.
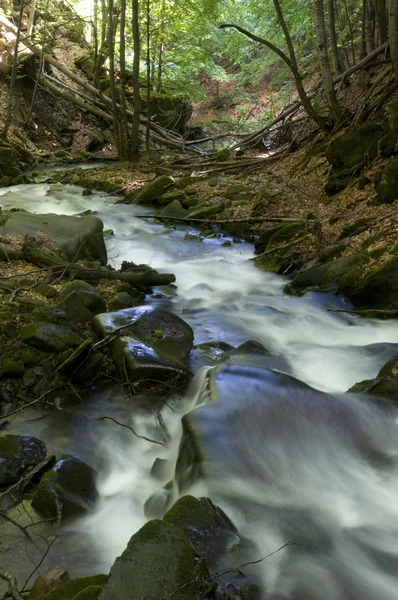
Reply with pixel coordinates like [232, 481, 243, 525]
[0, 389, 55, 421]
[21, 536, 59, 593]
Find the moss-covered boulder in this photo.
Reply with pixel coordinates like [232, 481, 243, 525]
[325, 123, 383, 195]
[59, 281, 107, 323]
[142, 91, 192, 132]
[20, 322, 79, 353]
[163, 495, 240, 562]
[2, 212, 107, 264]
[123, 175, 174, 205]
[349, 256, 398, 309]
[99, 520, 199, 600]
[157, 199, 188, 219]
[31, 455, 98, 523]
[187, 202, 225, 219]
[29, 566, 70, 599]
[375, 156, 398, 203]
[348, 354, 398, 401]
[0, 435, 46, 486]
[40, 575, 109, 600]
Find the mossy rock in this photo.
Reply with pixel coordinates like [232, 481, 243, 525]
[375, 156, 398, 203]
[265, 221, 307, 250]
[340, 218, 371, 239]
[163, 495, 239, 561]
[349, 256, 398, 309]
[0, 358, 24, 378]
[124, 175, 175, 205]
[31, 455, 98, 523]
[325, 123, 383, 170]
[157, 200, 188, 219]
[0, 434, 46, 486]
[20, 322, 79, 353]
[318, 243, 347, 262]
[187, 202, 224, 219]
[60, 282, 107, 323]
[141, 92, 192, 132]
[378, 354, 398, 378]
[254, 226, 284, 255]
[195, 341, 235, 362]
[348, 378, 398, 400]
[0, 175, 13, 187]
[318, 253, 369, 287]
[99, 520, 199, 600]
[40, 575, 109, 600]
[31, 305, 68, 324]
[157, 192, 186, 206]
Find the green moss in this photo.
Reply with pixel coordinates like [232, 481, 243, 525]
[0, 358, 24, 378]
[0, 435, 21, 457]
[71, 586, 103, 600]
[164, 495, 211, 529]
[40, 576, 109, 600]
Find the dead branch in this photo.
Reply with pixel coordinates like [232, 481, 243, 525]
[134, 215, 301, 224]
[0, 570, 24, 600]
[327, 308, 398, 315]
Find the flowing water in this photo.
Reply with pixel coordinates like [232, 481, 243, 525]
[1, 180, 398, 598]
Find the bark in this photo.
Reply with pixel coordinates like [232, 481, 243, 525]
[314, 0, 342, 122]
[27, 0, 37, 38]
[374, 0, 388, 43]
[119, 0, 130, 159]
[389, 0, 398, 80]
[107, 0, 121, 156]
[219, 22, 327, 133]
[361, 0, 367, 58]
[327, 0, 344, 74]
[366, 0, 376, 52]
[145, 0, 151, 151]
[342, 0, 356, 62]
[131, 0, 141, 160]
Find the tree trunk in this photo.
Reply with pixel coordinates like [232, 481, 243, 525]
[313, 0, 342, 122]
[131, 0, 141, 160]
[389, 0, 398, 80]
[342, 0, 356, 62]
[145, 0, 151, 152]
[119, 0, 130, 159]
[219, 21, 328, 133]
[375, 0, 388, 43]
[2, 0, 25, 139]
[366, 0, 376, 52]
[107, 0, 122, 156]
[27, 0, 36, 38]
[360, 0, 367, 58]
[327, 0, 344, 74]
[156, 43, 163, 91]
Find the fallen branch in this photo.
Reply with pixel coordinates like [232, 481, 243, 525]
[0, 570, 24, 600]
[134, 215, 302, 224]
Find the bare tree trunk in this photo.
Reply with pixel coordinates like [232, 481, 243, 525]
[25, 0, 49, 126]
[327, 0, 344, 74]
[156, 43, 163, 91]
[342, 0, 356, 62]
[145, 0, 151, 152]
[389, 0, 398, 80]
[131, 0, 141, 160]
[27, 0, 36, 38]
[366, 0, 376, 51]
[314, 0, 341, 122]
[119, 0, 130, 159]
[360, 0, 367, 58]
[219, 20, 328, 133]
[375, 0, 388, 43]
[2, 0, 26, 139]
[108, 0, 122, 156]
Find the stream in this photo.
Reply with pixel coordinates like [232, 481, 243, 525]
[1, 179, 398, 599]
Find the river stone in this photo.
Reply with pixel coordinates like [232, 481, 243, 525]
[187, 202, 224, 219]
[195, 341, 235, 362]
[163, 495, 240, 563]
[92, 306, 194, 361]
[31, 455, 98, 523]
[20, 322, 79, 353]
[125, 175, 174, 205]
[349, 256, 398, 309]
[157, 192, 186, 206]
[29, 566, 70, 599]
[59, 281, 107, 323]
[38, 575, 109, 600]
[0, 435, 46, 486]
[99, 520, 198, 600]
[157, 199, 187, 219]
[31, 305, 68, 324]
[1, 212, 107, 264]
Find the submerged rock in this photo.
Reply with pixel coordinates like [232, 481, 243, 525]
[32, 455, 98, 522]
[0, 435, 46, 486]
[99, 520, 199, 600]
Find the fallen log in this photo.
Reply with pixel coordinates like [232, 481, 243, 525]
[134, 214, 302, 223]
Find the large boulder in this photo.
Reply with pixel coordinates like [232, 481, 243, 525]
[99, 520, 199, 600]
[349, 256, 398, 309]
[123, 176, 174, 205]
[1, 212, 107, 264]
[59, 281, 107, 323]
[92, 306, 194, 382]
[0, 435, 46, 486]
[31, 455, 98, 523]
[325, 123, 383, 195]
[20, 322, 80, 353]
[163, 495, 240, 563]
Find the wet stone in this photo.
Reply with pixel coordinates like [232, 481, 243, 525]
[0, 435, 46, 486]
